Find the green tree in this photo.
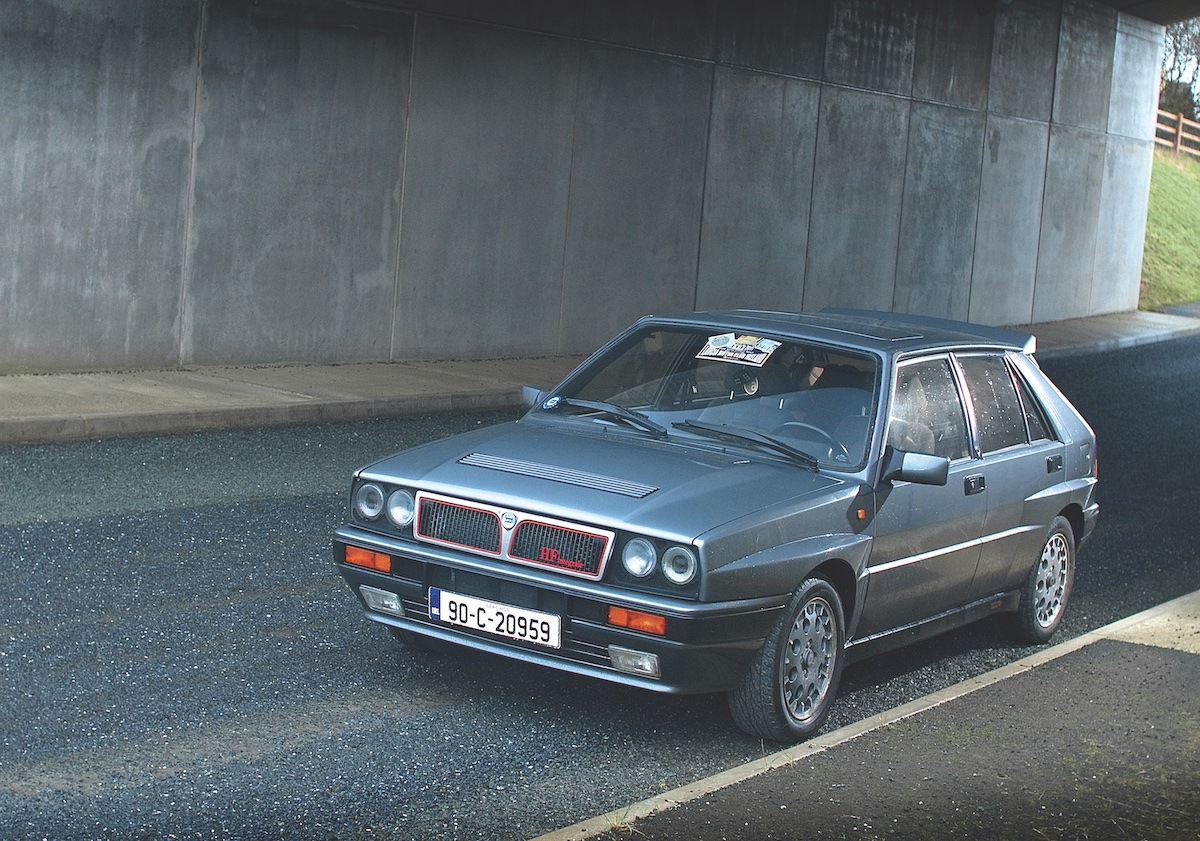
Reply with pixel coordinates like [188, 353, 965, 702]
[1162, 19, 1200, 120]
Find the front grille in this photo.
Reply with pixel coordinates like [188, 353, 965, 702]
[510, 521, 607, 577]
[413, 492, 614, 580]
[417, 498, 501, 554]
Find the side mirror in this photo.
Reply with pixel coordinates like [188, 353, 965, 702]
[881, 447, 949, 486]
[521, 386, 549, 409]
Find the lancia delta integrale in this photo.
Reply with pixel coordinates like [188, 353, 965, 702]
[334, 309, 1097, 741]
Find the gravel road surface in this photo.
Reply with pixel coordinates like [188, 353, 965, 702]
[1, 337, 1197, 839]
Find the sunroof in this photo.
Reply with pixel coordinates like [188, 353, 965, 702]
[802, 314, 924, 342]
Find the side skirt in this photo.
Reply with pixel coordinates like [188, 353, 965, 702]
[844, 590, 1021, 664]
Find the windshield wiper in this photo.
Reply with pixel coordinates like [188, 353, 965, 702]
[672, 418, 819, 470]
[542, 396, 668, 439]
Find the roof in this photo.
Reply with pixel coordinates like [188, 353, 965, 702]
[652, 308, 1037, 356]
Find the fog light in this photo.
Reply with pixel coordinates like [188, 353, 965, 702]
[609, 646, 661, 678]
[360, 585, 404, 617]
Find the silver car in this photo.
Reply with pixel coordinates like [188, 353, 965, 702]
[334, 309, 1098, 741]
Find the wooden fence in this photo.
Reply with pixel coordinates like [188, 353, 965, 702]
[1155, 109, 1200, 157]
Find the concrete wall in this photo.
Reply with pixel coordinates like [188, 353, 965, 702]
[0, 0, 1165, 371]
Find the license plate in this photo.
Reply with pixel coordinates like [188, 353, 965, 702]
[429, 587, 561, 649]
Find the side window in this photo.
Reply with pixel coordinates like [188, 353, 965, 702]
[958, 355, 1028, 453]
[1012, 368, 1052, 442]
[888, 358, 970, 461]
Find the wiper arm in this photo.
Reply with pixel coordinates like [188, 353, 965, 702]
[672, 418, 819, 470]
[543, 396, 668, 439]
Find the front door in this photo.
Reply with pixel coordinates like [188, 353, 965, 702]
[856, 356, 985, 640]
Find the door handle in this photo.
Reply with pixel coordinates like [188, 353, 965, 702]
[1047, 454, 1064, 473]
[964, 474, 986, 495]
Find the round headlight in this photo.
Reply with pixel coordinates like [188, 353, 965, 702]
[662, 546, 698, 585]
[621, 538, 657, 578]
[386, 489, 416, 527]
[354, 483, 385, 520]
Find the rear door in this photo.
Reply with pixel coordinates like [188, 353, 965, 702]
[956, 353, 1068, 600]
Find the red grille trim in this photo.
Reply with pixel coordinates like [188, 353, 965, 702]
[509, 521, 611, 578]
[415, 495, 502, 556]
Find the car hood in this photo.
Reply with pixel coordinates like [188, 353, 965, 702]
[359, 419, 848, 540]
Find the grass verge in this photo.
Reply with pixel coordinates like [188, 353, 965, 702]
[1141, 149, 1200, 310]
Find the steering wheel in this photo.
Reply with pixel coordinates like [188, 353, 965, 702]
[773, 421, 850, 462]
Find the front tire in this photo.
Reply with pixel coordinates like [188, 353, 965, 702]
[1003, 516, 1075, 644]
[729, 576, 845, 742]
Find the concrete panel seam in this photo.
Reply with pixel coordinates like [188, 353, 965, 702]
[964, 109, 991, 321]
[692, 62, 718, 313]
[389, 11, 419, 363]
[556, 41, 586, 356]
[1029, 118, 1058, 327]
[799, 83, 827, 313]
[890, 108, 914, 312]
[177, 0, 209, 367]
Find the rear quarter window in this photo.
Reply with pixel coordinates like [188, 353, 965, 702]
[1012, 366, 1052, 442]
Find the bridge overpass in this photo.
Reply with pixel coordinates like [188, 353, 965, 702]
[2, 0, 1198, 372]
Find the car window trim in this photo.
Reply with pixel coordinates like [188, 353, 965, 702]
[885, 353, 977, 466]
[1005, 352, 1059, 444]
[952, 350, 1040, 458]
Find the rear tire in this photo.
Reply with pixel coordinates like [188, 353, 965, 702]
[729, 576, 845, 742]
[1003, 516, 1075, 644]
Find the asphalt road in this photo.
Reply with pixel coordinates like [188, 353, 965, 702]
[1, 337, 1198, 840]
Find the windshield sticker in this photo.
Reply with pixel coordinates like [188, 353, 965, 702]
[696, 334, 782, 368]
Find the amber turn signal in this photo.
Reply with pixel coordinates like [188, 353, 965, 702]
[344, 545, 391, 573]
[607, 605, 667, 636]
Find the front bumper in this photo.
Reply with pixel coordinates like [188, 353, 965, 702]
[334, 525, 785, 695]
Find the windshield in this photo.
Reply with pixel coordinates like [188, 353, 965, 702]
[545, 326, 880, 468]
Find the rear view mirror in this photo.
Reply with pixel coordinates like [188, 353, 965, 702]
[881, 447, 950, 486]
[521, 386, 548, 409]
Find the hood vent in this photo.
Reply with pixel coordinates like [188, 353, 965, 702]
[458, 452, 657, 499]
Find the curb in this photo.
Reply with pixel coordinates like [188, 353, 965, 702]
[531, 590, 1200, 841]
[0, 390, 524, 446]
[1034, 322, 1200, 359]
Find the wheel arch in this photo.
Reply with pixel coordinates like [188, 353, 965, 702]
[810, 558, 857, 628]
[700, 533, 872, 603]
[1058, 503, 1085, 548]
